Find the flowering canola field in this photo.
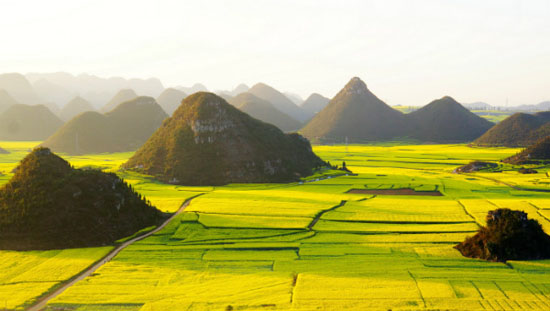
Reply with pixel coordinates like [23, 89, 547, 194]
[2, 142, 550, 310]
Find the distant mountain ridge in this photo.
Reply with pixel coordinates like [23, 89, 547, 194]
[0, 73, 42, 106]
[43, 96, 167, 154]
[248, 83, 310, 122]
[301, 93, 330, 116]
[0, 104, 63, 140]
[26, 72, 165, 108]
[0, 89, 21, 113]
[229, 92, 302, 132]
[156, 88, 187, 115]
[102, 89, 138, 113]
[59, 96, 95, 121]
[176, 83, 208, 94]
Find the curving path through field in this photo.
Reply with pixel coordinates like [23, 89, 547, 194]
[27, 195, 202, 311]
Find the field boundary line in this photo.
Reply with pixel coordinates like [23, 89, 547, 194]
[407, 270, 426, 308]
[307, 200, 347, 230]
[26, 194, 204, 311]
[457, 200, 482, 227]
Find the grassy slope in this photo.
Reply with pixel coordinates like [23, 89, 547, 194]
[2, 143, 550, 310]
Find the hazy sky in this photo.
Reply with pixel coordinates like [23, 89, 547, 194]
[1, 0, 549, 106]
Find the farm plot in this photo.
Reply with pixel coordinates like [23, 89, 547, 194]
[3, 143, 550, 310]
[0, 247, 112, 309]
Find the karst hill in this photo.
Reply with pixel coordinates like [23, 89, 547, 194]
[124, 92, 325, 185]
[0, 148, 162, 250]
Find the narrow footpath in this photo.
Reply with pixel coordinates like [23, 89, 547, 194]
[27, 195, 201, 311]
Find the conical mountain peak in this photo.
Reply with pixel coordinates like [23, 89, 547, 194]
[124, 92, 324, 185]
[342, 77, 368, 95]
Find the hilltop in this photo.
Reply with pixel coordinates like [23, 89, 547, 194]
[0, 104, 63, 140]
[229, 92, 302, 132]
[503, 136, 550, 165]
[42, 96, 167, 154]
[59, 96, 95, 121]
[124, 92, 325, 185]
[301, 77, 407, 143]
[407, 96, 493, 142]
[301, 93, 330, 117]
[248, 83, 309, 122]
[177, 83, 208, 94]
[0, 89, 20, 113]
[231, 83, 249, 96]
[474, 112, 550, 147]
[156, 88, 187, 115]
[101, 89, 138, 112]
[0, 148, 162, 250]
[0, 73, 41, 105]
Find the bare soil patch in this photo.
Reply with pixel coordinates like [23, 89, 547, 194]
[347, 188, 442, 196]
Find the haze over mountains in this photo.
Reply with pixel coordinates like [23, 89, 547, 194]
[0, 90, 20, 113]
[229, 92, 302, 132]
[0, 104, 63, 141]
[42, 97, 167, 154]
[26, 72, 165, 108]
[301, 93, 330, 116]
[59, 96, 95, 121]
[248, 83, 312, 122]
[102, 89, 138, 113]
[124, 92, 324, 185]
[464, 101, 550, 112]
[2, 71, 549, 147]
[156, 88, 187, 115]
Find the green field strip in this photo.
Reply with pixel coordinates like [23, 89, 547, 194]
[312, 219, 479, 234]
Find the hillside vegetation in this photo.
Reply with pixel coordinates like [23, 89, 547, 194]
[301, 77, 408, 143]
[0, 148, 162, 250]
[124, 92, 325, 185]
[474, 112, 550, 147]
[407, 96, 493, 142]
[503, 136, 550, 164]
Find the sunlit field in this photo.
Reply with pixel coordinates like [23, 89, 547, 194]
[2, 142, 550, 310]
